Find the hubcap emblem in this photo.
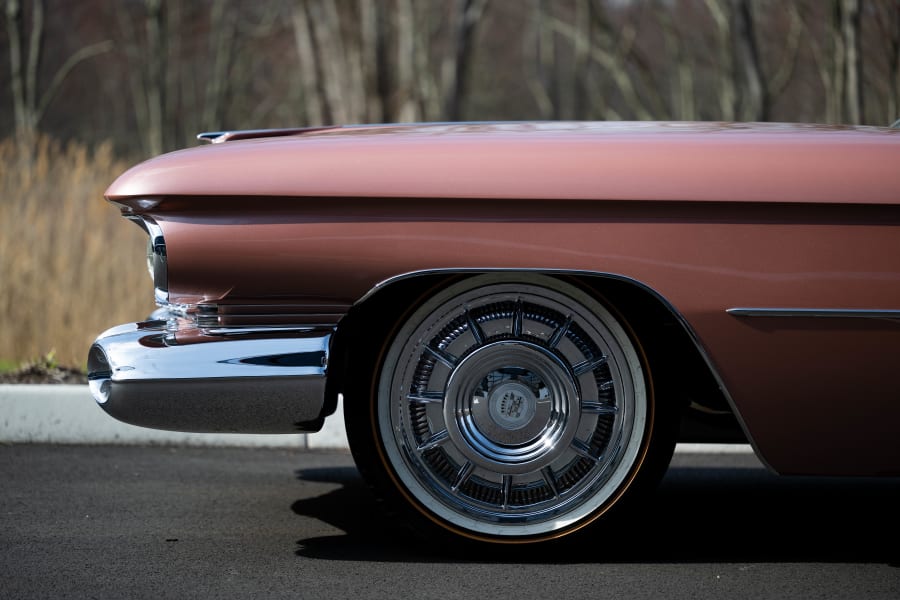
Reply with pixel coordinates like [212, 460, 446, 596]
[488, 381, 536, 430]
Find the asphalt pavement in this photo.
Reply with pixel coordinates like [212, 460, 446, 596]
[1, 444, 898, 599]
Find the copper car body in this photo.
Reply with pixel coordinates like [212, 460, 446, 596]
[89, 122, 900, 509]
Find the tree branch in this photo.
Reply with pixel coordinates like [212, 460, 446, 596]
[35, 39, 113, 125]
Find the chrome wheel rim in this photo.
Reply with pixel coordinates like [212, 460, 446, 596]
[378, 276, 647, 538]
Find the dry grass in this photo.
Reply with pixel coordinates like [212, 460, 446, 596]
[0, 136, 155, 369]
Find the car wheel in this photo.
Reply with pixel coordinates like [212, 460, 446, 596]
[347, 274, 672, 543]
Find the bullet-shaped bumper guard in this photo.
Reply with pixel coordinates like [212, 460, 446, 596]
[87, 321, 331, 433]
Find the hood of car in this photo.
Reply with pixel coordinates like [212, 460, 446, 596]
[105, 121, 900, 206]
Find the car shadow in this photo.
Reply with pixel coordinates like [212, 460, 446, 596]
[291, 461, 900, 564]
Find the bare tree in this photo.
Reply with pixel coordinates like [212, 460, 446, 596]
[768, 2, 804, 107]
[397, 0, 488, 122]
[291, 0, 488, 126]
[732, 0, 768, 120]
[202, 0, 237, 132]
[525, 0, 558, 119]
[803, 0, 866, 124]
[572, 0, 598, 119]
[701, 0, 803, 122]
[292, 0, 372, 125]
[444, 0, 488, 120]
[545, 2, 655, 120]
[657, 1, 696, 120]
[292, 2, 326, 124]
[881, 0, 900, 122]
[4, 0, 111, 154]
[359, 0, 388, 122]
[841, 0, 863, 123]
[116, 0, 168, 156]
[5, 0, 900, 152]
[394, 0, 419, 121]
[703, 0, 737, 120]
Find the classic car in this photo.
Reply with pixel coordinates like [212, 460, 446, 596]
[88, 121, 900, 544]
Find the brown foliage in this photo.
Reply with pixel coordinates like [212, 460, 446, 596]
[0, 136, 154, 367]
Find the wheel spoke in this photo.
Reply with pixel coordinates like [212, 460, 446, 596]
[581, 400, 618, 415]
[451, 461, 475, 491]
[573, 355, 608, 377]
[513, 299, 524, 337]
[407, 391, 444, 405]
[417, 429, 450, 452]
[465, 308, 486, 346]
[541, 467, 560, 499]
[571, 439, 599, 462]
[547, 315, 573, 349]
[501, 474, 513, 509]
[424, 344, 458, 368]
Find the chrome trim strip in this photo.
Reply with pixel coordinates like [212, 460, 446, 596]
[197, 131, 227, 143]
[727, 307, 900, 319]
[196, 315, 344, 328]
[193, 302, 347, 330]
[196, 127, 338, 144]
[200, 326, 317, 336]
[88, 321, 331, 433]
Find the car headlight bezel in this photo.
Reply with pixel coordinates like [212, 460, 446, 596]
[127, 215, 168, 306]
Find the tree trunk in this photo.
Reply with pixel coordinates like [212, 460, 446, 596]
[203, 0, 236, 132]
[5, 0, 111, 155]
[359, 0, 385, 122]
[841, 0, 863, 123]
[733, 0, 768, 121]
[5, 0, 33, 149]
[890, 1, 900, 123]
[444, 0, 488, 121]
[143, 0, 165, 156]
[703, 0, 736, 121]
[292, 4, 326, 125]
[395, 0, 418, 121]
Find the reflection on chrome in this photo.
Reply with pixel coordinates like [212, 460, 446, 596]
[126, 214, 169, 305]
[87, 321, 331, 433]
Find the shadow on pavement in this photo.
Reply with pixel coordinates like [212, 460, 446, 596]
[291, 462, 900, 564]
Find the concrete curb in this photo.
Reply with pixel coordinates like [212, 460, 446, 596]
[0, 384, 752, 454]
[0, 384, 348, 449]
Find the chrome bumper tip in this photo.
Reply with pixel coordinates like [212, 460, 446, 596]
[87, 321, 331, 434]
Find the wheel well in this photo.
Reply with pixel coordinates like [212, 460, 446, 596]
[326, 274, 454, 417]
[571, 276, 745, 443]
[327, 271, 745, 443]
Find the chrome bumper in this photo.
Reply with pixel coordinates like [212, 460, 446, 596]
[87, 321, 331, 433]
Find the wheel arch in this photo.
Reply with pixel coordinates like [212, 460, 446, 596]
[328, 269, 746, 446]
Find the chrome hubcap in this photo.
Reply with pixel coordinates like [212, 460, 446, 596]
[379, 277, 646, 537]
[444, 341, 579, 474]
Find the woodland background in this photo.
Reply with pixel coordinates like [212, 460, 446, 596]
[1, 0, 899, 368]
